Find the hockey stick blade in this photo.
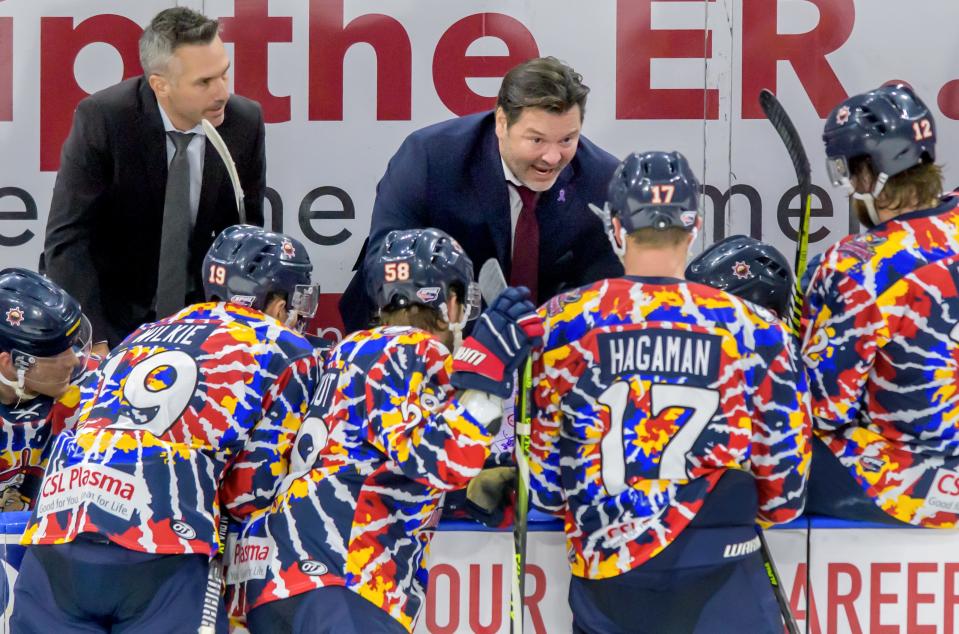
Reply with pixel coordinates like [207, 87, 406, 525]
[759, 89, 813, 336]
[479, 258, 508, 304]
[201, 118, 246, 225]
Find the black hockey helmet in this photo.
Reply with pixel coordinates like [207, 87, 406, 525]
[686, 235, 793, 317]
[367, 228, 480, 322]
[203, 225, 318, 326]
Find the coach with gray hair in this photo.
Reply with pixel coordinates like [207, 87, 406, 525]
[43, 6, 265, 353]
[339, 56, 622, 332]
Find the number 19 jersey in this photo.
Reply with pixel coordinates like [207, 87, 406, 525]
[528, 276, 810, 580]
[22, 302, 323, 557]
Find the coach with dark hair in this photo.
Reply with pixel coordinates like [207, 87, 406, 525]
[43, 7, 266, 354]
[339, 56, 622, 332]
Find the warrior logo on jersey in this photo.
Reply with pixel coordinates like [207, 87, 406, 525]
[5, 307, 23, 327]
[731, 261, 752, 280]
[280, 240, 296, 260]
[836, 105, 851, 125]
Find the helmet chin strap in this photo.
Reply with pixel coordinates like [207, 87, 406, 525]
[851, 172, 889, 227]
[0, 368, 38, 403]
[607, 225, 627, 263]
[440, 302, 469, 352]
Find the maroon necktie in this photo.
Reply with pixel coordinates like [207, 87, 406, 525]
[510, 184, 540, 301]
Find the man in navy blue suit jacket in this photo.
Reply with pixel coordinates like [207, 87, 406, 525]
[339, 57, 623, 332]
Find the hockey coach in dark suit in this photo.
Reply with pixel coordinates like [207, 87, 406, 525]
[43, 7, 266, 353]
[339, 57, 623, 332]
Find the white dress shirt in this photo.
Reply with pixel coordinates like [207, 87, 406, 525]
[157, 106, 206, 225]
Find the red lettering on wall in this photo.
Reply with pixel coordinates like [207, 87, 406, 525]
[0, 17, 11, 121]
[308, 0, 411, 121]
[432, 13, 538, 116]
[869, 562, 899, 634]
[740, 0, 853, 118]
[827, 562, 863, 634]
[468, 563, 503, 634]
[426, 563, 460, 634]
[220, 0, 293, 123]
[615, 0, 718, 120]
[39, 15, 142, 171]
[790, 563, 822, 634]
[525, 564, 548, 634]
[907, 562, 937, 634]
[945, 562, 959, 633]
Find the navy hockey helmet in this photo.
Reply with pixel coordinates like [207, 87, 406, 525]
[606, 151, 700, 233]
[685, 235, 793, 317]
[368, 228, 480, 324]
[823, 84, 935, 197]
[0, 268, 92, 396]
[203, 225, 318, 325]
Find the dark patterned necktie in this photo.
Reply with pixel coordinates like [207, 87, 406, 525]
[155, 131, 195, 318]
[510, 184, 540, 301]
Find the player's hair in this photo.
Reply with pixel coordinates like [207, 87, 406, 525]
[497, 57, 589, 126]
[851, 158, 944, 213]
[139, 7, 220, 76]
[380, 286, 461, 333]
[627, 226, 691, 249]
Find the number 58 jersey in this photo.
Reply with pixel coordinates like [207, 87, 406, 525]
[22, 302, 323, 557]
[529, 277, 811, 580]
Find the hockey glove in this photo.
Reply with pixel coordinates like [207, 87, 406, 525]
[465, 466, 516, 527]
[451, 286, 544, 398]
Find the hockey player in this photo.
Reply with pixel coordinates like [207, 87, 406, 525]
[12, 225, 323, 632]
[529, 151, 810, 633]
[229, 227, 543, 633]
[0, 269, 95, 511]
[803, 83, 959, 526]
[685, 235, 794, 319]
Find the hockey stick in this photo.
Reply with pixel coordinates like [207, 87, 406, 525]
[758, 89, 811, 337]
[755, 525, 800, 634]
[201, 119, 246, 225]
[478, 259, 529, 634]
[758, 89, 806, 634]
[198, 512, 229, 633]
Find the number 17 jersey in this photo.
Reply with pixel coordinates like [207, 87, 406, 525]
[528, 276, 810, 580]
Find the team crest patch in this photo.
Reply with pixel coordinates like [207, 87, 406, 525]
[731, 261, 752, 280]
[836, 105, 851, 125]
[280, 240, 296, 260]
[680, 211, 698, 227]
[547, 289, 581, 317]
[416, 287, 441, 303]
[5, 307, 24, 327]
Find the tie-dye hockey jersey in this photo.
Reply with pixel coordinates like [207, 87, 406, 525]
[0, 357, 99, 511]
[529, 276, 810, 580]
[229, 326, 493, 631]
[22, 302, 322, 556]
[803, 195, 959, 526]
